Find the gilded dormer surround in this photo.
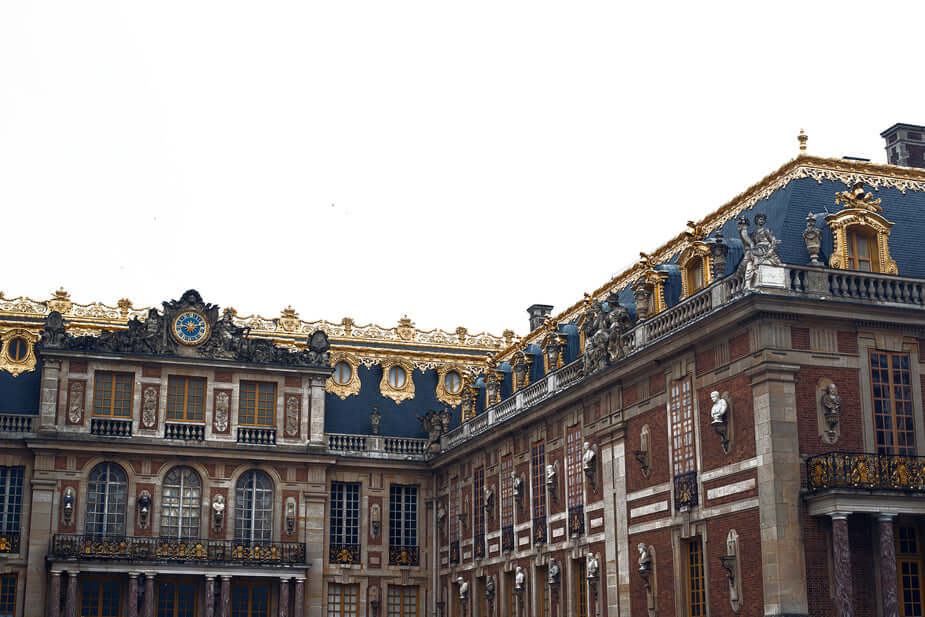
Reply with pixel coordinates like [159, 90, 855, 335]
[826, 182, 898, 275]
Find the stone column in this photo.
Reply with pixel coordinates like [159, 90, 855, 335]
[220, 575, 232, 617]
[143, 573, 156, 617]
[205, 576, 216, 617]
[65, 570, 78, 617]
[294, 578, 305, 617]
[280, 578, 290, 617]
[879, 514, 899, 617]
[747, 362, 809, 617]
[49, 571, 62, 617]
[305, 488, 326, 617]
[127, 573, 139, 617]
[24, 476, 56, 616]
[831, 513, 853, 617]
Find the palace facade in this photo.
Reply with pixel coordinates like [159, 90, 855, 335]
[2, 125, 925, 617]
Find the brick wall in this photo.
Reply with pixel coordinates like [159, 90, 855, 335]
[697, 374, 755, 471]
[730, 332, 750, 360]
[705, 509, 763, 617]
[625, 405, 668, 494]
[796, 366, 863, 457]
[628, 529, 673, 617]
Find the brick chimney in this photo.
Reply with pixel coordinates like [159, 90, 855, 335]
[526, 304, 553, 331]
[881, 123, 925, 168]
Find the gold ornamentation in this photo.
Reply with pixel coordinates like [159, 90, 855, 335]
[826, 183, 897, 274]
[435, 363, 467, 407]
[0, 328, 40, 377]
[379, 358, 416, 404]
[634, 269, 669, 314]
[676, 242, 715, 298]
[278, 306, 301, 332]
[397, 315, 415, 341]
[326, 352, 361, 400]
[798, 129, 808, 153]
[47, 287, 73, 314]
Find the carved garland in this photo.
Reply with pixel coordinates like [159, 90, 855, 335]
[825, 209, 898, 275]
[435, 363, 467, 407]
[676, 242, 715, 298]
[0, 328, 40, 377]
[379, 358, 416, 404]
[325, 352, 361, 400]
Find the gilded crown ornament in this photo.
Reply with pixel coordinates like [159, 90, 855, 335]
[836, 181, 882, 212]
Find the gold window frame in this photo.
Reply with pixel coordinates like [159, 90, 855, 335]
[634, 269, 669, 315]
[435, 363, 466, 407]
[326, 352, 361, 400]
[0, 328, 39, 377]
[676, 242, 714, 299]
[379, 358, 415, 404]
[826, 182, 898, 275]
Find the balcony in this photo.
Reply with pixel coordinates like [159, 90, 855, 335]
[674, 471, 699, 510]
[388, 545, 420, 566]
[328, 543, 361, 565]
[164, 422, 205, 442]
[326, 433, 430, 461]
[50, 535, 305, 565]
[90, 418, 132, 438]
[807, 451, 925, 493]
[237, 426, 276, 445]
[0, 414, 34, 434]
[0, 532, 20, 554]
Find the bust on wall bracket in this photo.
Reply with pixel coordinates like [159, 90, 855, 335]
[710, 391, 733, 454]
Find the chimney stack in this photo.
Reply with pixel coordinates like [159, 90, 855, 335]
[881, 123, 925, 168]
[527, 304, 553, 331]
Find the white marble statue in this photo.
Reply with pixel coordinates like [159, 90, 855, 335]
[710, 391, 729, 424]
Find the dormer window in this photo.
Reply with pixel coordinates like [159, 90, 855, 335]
[827, 183, 898, 275]
[676, 242, 714, 299]
[687, 257, 706, 293]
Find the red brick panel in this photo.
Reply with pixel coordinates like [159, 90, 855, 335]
[650, 373, 666, 396]
[730, 332, 750, 360]
[141, 364, 161, 378]
[214, 370, 233, 382]
[623, 384, 638, 407]
[796, 367, 863, 457]
[134, 483, 155, 536]
[837, 331, 858, 354]
[705, 509, 763, 617]
[208, 487, 228, 539]
[625, 406, 668, 494]
[628, 530, 673, 617]
[58, 480, 79, 532]
[701, 469, 758, 508]
[697, 374, 755, 471]
[792, 327, 810, 350]
[69, 361, 88, 374]
[696, 348, 715, 376]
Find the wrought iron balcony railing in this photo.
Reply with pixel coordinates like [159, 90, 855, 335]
[0, 532, 20, 554]
[674, 471, 699, 510]
[568, 504, 585, 537]
[807, 451, 925, 492]
[50, 535, 305, 565]
[501, 526, 514, 553]
[328, 543, 361, 565]
[388, 545, 420, 566]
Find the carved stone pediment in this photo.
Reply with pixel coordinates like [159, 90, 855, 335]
[39, 289, 331, 368]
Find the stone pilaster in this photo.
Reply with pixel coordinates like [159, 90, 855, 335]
[39, 357, 62, 431]
[747, 362, 808, 617]
[49, 570, 62, 617]
[23, 477, 56, 616]
[294, 577, 305, 617]
[601, 426, 629, 617]
[305, 489, 326, 617]
[204, 576, 216, 617]
[309, 376, 326, 446]
[65, 571, 77, 617]
[143, 573, 156, 617]
[280, 577, 290, 617]
[127, 573, 139, 617]
[221, 575, 232, 617]
[879, 514, 898, 617]
[831, 513, 853, 617]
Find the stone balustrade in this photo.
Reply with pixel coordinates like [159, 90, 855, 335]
[0, 414, 34, 434]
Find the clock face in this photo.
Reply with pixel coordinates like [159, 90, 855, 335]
[173, 311, 210, 346]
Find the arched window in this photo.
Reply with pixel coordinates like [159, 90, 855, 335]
[161, 467, 202, 539]
[234, 470, 273, 542]
[86, 463, 128, 537]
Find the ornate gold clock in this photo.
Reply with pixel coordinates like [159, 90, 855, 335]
[172, 311, 210, 346]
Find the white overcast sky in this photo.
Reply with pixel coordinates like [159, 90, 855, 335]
[1, 2, 922, 336]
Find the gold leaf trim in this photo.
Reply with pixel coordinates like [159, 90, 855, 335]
[325, 352, 361, 400]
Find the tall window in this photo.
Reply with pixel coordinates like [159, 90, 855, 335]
[157, 582, 195, 617]
[86, 463, 127, 537]
[166, 376, 205, 422]
[0, 467, 24, 548]
[897, 525, 924, 617]
[92, 372, 133, 417]
[239, 382, 276, 427]
[576, 559, 588, 617]
[234, 470, 273, 542]
[670, 378, 696, 476]
[686, 538, 707, 617]
[327, 584, 358, 617]
[847, 227, 878, 272]
[387, 586, 418, 617]
[540, 567, 550, 617]
[871, 351, 915, 455]
[231, 583, 269, 617]
[0, 574, 14, 617]
[80, 578, 120, 617]
[566, 426, 584, 536]
[330, 482, 360, 549]
[500, 456, 513, 529]
[449, 477, 458, 543]
[531, 441, 547, 543]
[473, 467, 485, 538]
[389, 485, 417, 548]
[161, 467, 201, 539]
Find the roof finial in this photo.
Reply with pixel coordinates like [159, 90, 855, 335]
[798, 128, 808, 154]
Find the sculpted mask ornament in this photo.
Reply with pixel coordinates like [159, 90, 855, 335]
[68, 382, 84, 424]
[285, 396, 299, 437]
[214, 391, 230, 432]
[141, 386, 158, 428]
[62, 487, 75, 526]
[212, 494, 226, 532]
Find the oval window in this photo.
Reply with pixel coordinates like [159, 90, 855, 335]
[444, 371, 461, 394]
[388, 365, 407, 389]
[7, 338, 28, 363]
[333, 361, 353, 385]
